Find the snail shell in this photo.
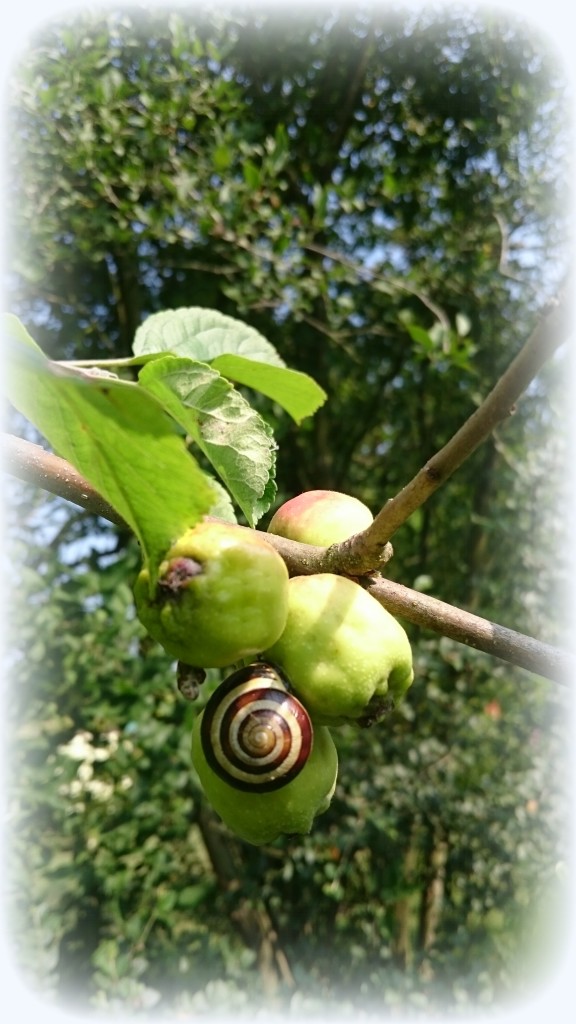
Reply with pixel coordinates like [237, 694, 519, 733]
[200, 662, 313, 792]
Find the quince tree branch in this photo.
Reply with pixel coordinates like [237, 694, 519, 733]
[3, 433, 574, 685]
[330, 278, 572, 575]
[3, 434, 127, 527]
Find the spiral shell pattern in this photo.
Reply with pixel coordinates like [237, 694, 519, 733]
[200, 662, 313, 792]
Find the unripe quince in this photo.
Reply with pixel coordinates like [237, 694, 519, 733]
[264, 573, 413, 726]
[192, 712, 338, 845]
[134, 521, 289, 668]
[268, 489, 373, 547]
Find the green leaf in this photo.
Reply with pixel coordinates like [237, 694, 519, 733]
[211, 353, 327, 424]
[3, 314, 216, 576]
[201, 474, 238, 524]
[242, 159, 261, 189]
[138, 356, 277, 526]
[267, 123, 289, 172]
[213, 143, 232, 172]
[177, 882, 216, 909]
[381, 171, 400, 198]
[133, 307, 285, 367]
[92, 938, 119, 979]
[406, 324, 435, 351]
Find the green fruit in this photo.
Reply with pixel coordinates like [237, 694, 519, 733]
[192, 678, 338, 845]
[264, 573, 413, 726]
[134, 521, 289, 668]
[268, 489, 373, 547]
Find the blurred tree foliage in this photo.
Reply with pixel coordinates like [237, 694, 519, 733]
[5, 3, 572, 1018]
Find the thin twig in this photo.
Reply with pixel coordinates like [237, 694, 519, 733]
[302, 241, 452, 328]
[335, 279, 572, 572]
[3, 433, 572, 685]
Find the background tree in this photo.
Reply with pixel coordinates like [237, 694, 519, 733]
[4, 4, 572, 1017]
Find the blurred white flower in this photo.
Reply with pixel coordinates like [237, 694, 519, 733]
[77, 762, 94, 783]
[105, 729, 121, 752]
[58, 779, 84, 798]
[57, 732, 94, 761]
[87, 779, 114, 801]
[57, 731, 110, 763]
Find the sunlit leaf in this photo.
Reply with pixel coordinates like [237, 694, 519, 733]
[210, 353, 327, 423]
[133, 307, 285, 367]
[3, 314, 216, 576]
[138, 355, 276, 525]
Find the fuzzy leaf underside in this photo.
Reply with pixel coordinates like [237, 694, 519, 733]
[133, 307, 286, 366]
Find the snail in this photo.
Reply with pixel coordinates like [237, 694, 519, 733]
[192, 661, 338, 845]
[200, 661, 313, 792]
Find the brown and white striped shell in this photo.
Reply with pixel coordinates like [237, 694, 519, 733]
[200, 662, 313, 792]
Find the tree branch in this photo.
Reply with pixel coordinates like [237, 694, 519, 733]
[4, 433, 573, 685]
[335, 278, 573, 572]
[2, 434, 127, 527]
[302, 241, 451, 329]
[363, 576, 574, 685]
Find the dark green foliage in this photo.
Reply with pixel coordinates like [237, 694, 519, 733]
[5, 3, 571, 1017]
[6, 490, 569, 1015]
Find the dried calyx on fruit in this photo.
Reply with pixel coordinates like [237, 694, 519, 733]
[134, 521, 289, 668]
